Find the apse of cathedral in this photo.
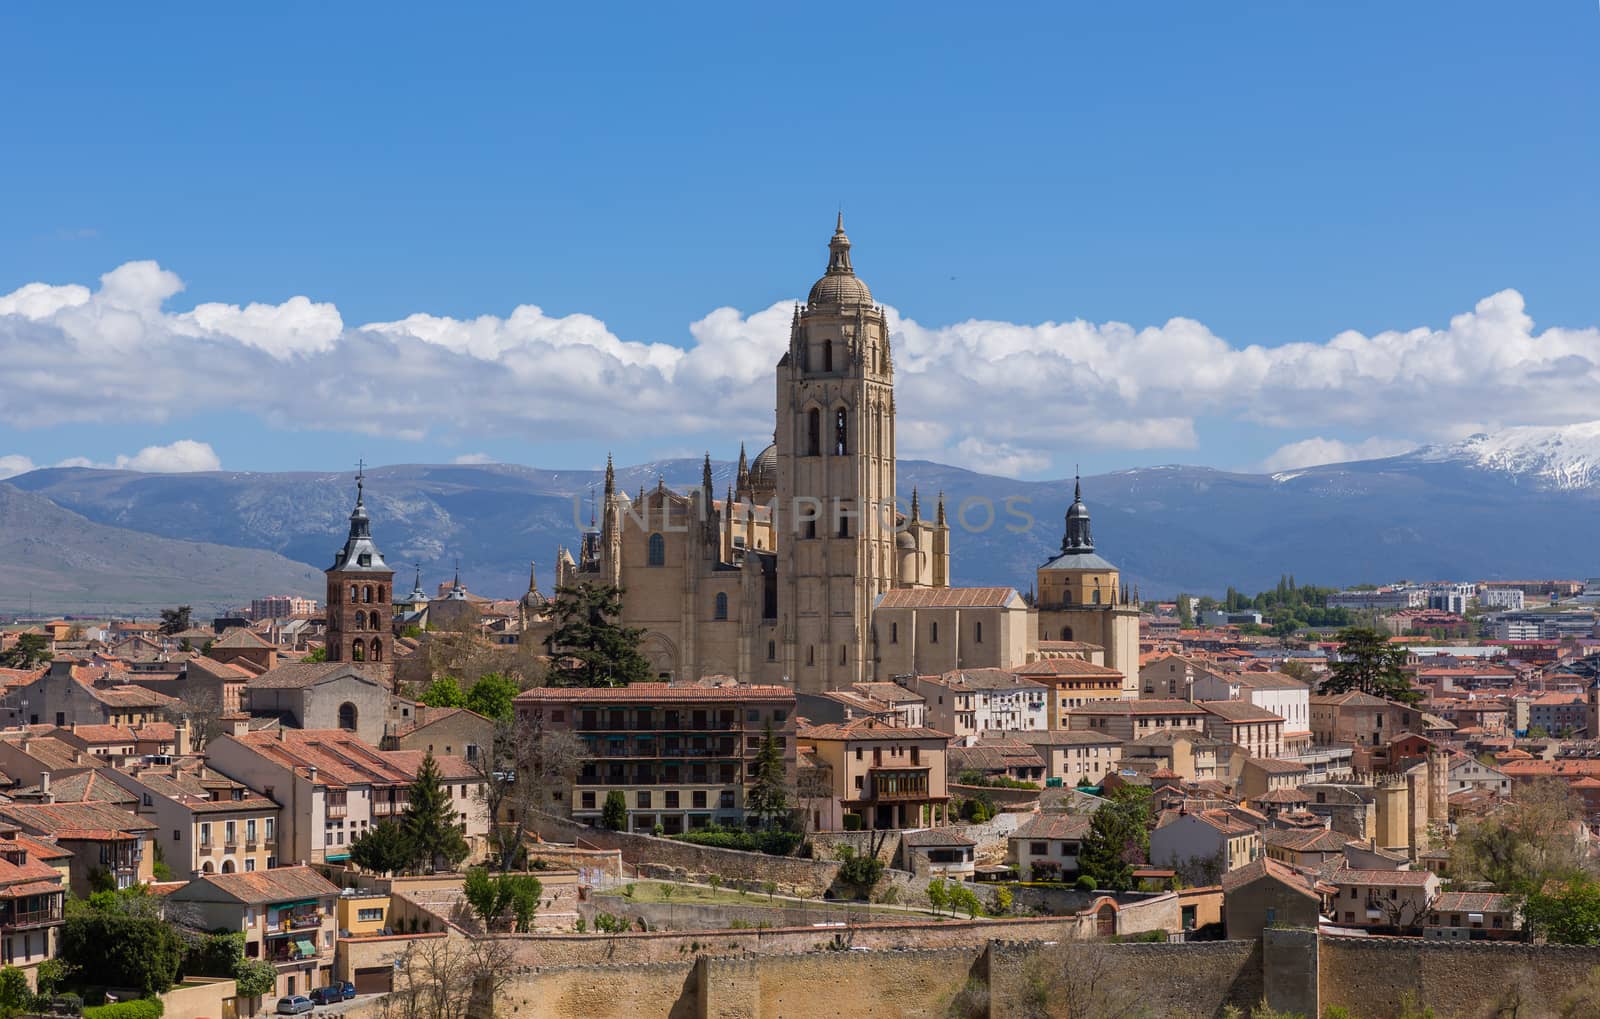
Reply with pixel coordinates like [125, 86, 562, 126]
[549, 217, 1136, 697]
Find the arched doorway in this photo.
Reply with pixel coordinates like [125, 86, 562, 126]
[221, 860, 236, 874]
[339, 702, 358, 731]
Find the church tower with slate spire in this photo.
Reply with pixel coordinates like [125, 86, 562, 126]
[325, 466, 394, 667]
[1034, 477, 1140, 696]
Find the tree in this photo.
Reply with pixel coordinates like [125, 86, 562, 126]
[402, 750, 469, 873]
[300, 645, 327, 663]
[159, 605, 193, 636]
[601, 789, 628, 831]
[380, 936, 516, 1019]
[465, 672, 520, 723]
[1455, 779, 1589, 894]
[1078, 788, 1151, 892]
[463, 866, 514, 930]
[544, 582, 653, 687]
[0, 633, 51, 669]
[419, 677, 467, 709]
[1175, 594, 1194, 629]
[164, 686, 224, 753]
[234, 958, 277, 1000]
[474, 717, 582, 870]
[60, 910, 184, 996]
[1526, 877, 1600, 944]
[745, 722, 789, 830]
[508, 873, 543, 932]
[926, 878, 950, 915]
[350, 819, 415, 875]
[0, 967, 27, 1019]
[1317, 626, 1420, 704]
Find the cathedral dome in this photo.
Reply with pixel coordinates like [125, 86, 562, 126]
[807, 214, 873, 307]
[747, 443, 778, 503]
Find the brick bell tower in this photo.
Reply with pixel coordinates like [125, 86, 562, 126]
[325, 465, 395, 666]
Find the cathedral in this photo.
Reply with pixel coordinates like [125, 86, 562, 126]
[550, 217, 1139, 697]
[555, 217, 951, 695]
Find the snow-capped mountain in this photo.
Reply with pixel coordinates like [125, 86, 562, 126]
[1411, 422, 1600, 490]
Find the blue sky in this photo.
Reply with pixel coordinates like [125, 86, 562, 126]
[3, 2, 1598, 480]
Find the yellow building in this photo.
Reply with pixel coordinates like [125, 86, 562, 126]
[797, 716, 951, 831]
[1033, 480, 1139, 695]
[336, 890, 391, 937]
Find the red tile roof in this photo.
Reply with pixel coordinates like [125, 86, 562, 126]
[874, 587, 1020, 609]
[515, 683, 795, 705]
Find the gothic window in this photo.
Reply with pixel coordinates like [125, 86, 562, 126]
[834, 408, 847, 456]
[837, 510, 850, 539]
[353, 610, 365, 630]
[823, 339, 833, 373]
[338, 702, 358, 731]
[806, 646, 814, 666]
[807, 409, 821, 456]
[714, 593, 729, 620]
[371, 639, 382, 662]
[648, 533, 665, 566]
[351, 641, 365, 662]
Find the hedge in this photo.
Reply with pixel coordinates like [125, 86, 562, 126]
[669, 826, 801, 856]
[85, 1000, 164, 1019]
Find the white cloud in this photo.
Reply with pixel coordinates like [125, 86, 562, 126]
[1258, 436, 1418, 473]
[112, 440, 222, 473]
[453, 452, 495, 465]
[0, 455, 36, 480]
[5, 262, 1600, 478]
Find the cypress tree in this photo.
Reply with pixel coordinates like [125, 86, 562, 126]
[402, 749, 468, 873]
[745, 722, 789, 830]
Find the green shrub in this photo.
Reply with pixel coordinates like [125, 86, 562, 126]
[834, 846, 884, 897]
[84, 1000, 164, 1019]
[842, 813, 862, 831]
[1073, 875, 1096, 893]
[669, 825, 800, 856]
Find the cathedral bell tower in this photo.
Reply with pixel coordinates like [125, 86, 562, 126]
[775, 216, 897, 694]
[325, 467, 395, 667]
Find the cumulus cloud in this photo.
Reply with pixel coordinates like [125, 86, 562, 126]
[1258, 436, 1419, 473]
[453, 452, 495, 465]
[4, 262, 1600, 477]
[3, 440, 220, 477]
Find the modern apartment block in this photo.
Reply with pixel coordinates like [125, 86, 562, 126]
[513, 682, 797, 834]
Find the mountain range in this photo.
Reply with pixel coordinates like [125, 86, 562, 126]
[5, 424, 1600, 615]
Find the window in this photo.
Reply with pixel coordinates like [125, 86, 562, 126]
[930, 621, 939, 644]
[350, 584, 359, 603]
[1092, 588, 1101, 604]
[890, 622, 898, 644]
[265, 818, 274, 842]
[767, 641, 776, 661]
[358, 908, 384, 922]
[245, 858, 257, 872]
[714, 593, 729, 620]
[637, 791, 651, 809]
[806, 646, 814, 666]
[975, 621, 983, 644]
[665, 791, 679, 809]
[247, 819, 257, 843]
[854, 775, 864, 789]
[807, 408, 821, 456]
[54, 713, 64, 728]
[839, 645, 848, 666]
[371, 639, 382, 662]
[834, 407, 847, 456]
[823, 339, 833, 373]
[364, 585, 373, 603]
[1030, 842, 1048, 856]
[199, 823, 211, 846]
[648, 533, 665, 566]
[338, 702, 358, 732]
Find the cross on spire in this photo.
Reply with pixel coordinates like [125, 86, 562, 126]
[355, 458, 366, 503]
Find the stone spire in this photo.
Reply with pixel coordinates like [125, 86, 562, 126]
[910, 487, 920, 522]
[604, 452, 615, 501]
[1061, 474, 1094, 554]
[935, 491, 947, 526]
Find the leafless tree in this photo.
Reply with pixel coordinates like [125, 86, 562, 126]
[1015, 943, 1148, 1019]
[473, 716, 583, 870]
[164, 687, 224, 752]
[379, 937, 517, 1019]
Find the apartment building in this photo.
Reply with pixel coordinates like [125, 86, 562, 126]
[797, 716, 951, 831]
[0, 801, 155, 895]
[1198, 700, 1287, 759]
[168, 866, 342, 999]
[1013, 729, 1124, 788]
[206, 729, 486, 866]
[513, 683, 797, 834]
[911, 669, 1049, 739]
[104, 758, 280, 878]
[0, 822, 68, 989]
[1012, 658, 1125, 722]
[1192, 670, 1312, 749]
[1067, 699, 1211, 742]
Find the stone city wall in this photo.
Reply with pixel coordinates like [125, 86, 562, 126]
[1319, 936, 1600, 1018]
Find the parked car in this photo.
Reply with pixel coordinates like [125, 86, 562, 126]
[309, 986, 343, 1006]
[276, 996, 314, 1015]
[339, 982, 357, 1000]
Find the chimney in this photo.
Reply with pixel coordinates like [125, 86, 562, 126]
[39, 772, 51, 804]
[307, 765, 318, 784]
